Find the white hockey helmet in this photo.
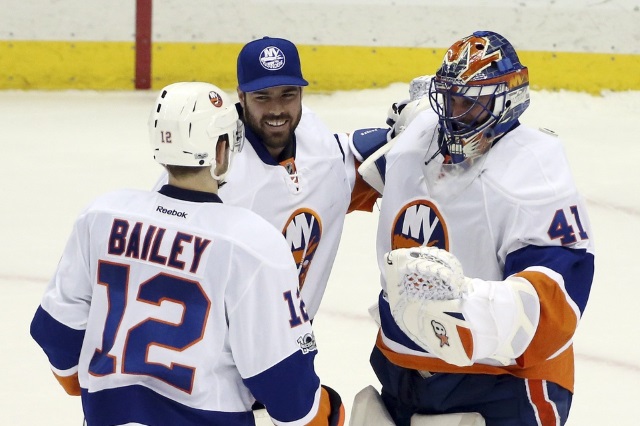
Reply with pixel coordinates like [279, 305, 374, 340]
[149, 82, 243, 180]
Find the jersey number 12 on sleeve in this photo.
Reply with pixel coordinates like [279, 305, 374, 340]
[283, 289, 309, 328]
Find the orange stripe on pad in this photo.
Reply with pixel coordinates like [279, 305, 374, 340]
[527, 379, 559, 425]
[457, 325, 474, 361]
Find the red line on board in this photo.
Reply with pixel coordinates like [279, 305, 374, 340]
[135, 0, 153, 89]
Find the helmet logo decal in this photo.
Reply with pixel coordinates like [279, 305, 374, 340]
[283, 208, 322, 290]
[259, 46, 286, 71]
[443, 35, 502, 83]
[391, 200, 449, 250]
[208, 91, 223, 107]
[506, 72, 529, 90]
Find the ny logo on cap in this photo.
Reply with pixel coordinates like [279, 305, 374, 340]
[259, 46, 285, 71]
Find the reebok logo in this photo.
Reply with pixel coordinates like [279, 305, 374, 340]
[156, 206, 188, 218]
[359, 129, 378, 136]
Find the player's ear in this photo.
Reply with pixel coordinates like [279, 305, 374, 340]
[214, 135, 230, 176]
[237, 89, 246, 106]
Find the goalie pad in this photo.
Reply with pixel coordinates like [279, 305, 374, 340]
[253, 407, 271, 426]
[384, 247, 540, 367]
[349, 386, 486, 426]
[349, 386, 394, 426]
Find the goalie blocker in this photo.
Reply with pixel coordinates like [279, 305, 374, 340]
[384, 247, 540, 367]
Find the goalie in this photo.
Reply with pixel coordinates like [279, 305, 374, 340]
[350, 31, 594, 426]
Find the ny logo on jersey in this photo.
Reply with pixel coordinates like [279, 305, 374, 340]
[391, 200, 448, 250]
[283, 209, 322, 290]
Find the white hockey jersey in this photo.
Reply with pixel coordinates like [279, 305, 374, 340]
[375, 110, 595, 393]
[31, 185, 323, 426]
[219, 105, 360, 318]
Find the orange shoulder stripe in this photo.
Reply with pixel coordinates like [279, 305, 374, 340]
[348, 161, 379, 213]
[515, 271, 578, 368]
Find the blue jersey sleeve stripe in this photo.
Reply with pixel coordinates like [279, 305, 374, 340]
[243, 349, 320, 423]
[504, 245, 594, 314]
[30, 305, 85, 370]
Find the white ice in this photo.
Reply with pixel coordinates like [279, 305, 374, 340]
[1, 86, 639, 425]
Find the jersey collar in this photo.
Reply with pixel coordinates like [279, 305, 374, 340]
[158, 185, 222, 203]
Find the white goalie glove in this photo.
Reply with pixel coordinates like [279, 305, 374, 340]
[384, 247, 540, 367]
[357, 75, 434, 194]
[386, 75, 434, 140]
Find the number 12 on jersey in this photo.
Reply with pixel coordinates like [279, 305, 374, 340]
[283, 289, 309, 327]
[88, 260, 209, 394]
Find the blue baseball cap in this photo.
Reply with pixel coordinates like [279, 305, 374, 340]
[237, 36, 309, 92]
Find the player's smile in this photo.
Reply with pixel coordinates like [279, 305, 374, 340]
[266, 118, 287, 127]
[259, 114, 294, 145]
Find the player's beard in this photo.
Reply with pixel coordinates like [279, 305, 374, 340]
[243, 103, 302, 155]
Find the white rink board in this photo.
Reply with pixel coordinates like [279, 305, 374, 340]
[0, 0, 638, 53]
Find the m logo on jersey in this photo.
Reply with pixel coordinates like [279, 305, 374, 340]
[260, 46, 285, 70]
[283, 209, 322, 290]
[391, 200, 449, 250]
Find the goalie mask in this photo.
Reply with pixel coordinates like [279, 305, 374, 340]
[149, 82, 244, 181]
[428, 31, 530, 164]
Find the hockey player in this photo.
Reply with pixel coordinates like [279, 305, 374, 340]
[30, 82, 344, 426]
[229, 34, 382, 424]
[154, 36, 380, 321]
[351, 31, 595, 426]
[227, 36, 380, 319]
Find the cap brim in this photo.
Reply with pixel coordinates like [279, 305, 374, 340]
[239, 76, 309, 92]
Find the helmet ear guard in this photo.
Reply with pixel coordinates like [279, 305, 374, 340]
[428, 31, 530, 164]
[149, 82, 244, 180]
